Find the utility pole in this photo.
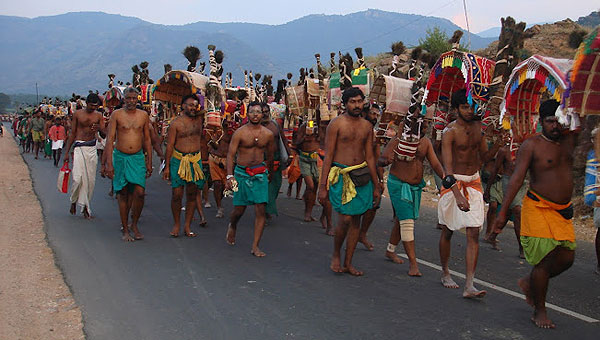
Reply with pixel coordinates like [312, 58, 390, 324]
[35, 82, 39, 104]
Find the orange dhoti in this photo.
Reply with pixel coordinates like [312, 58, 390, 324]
[209, 154, 227, 183]
[520, 190, 576, 265]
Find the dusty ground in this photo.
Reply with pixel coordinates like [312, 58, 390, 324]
[0, 127, 85, 340]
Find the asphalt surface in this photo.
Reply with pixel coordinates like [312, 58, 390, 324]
[6, 124, 599, 339]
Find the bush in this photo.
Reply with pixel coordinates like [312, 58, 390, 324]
[568, 29, 588, 49]
[418, 27, 452, 60]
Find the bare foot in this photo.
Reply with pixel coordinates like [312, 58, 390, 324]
[518, 277, 534, 306]
[82, 207, 93, 220]
[226, 225, 236, 245]
[170, 225, 180, 238]
[122, 233, 134, 242]
[531, 310, 555, 329]
[343, 266, 364, 276]
[330, 256, 343, 273]
[463, 287, 487, 298]
[69, 203, 76, 215]
[215, 208, 224, 218]
[325, 226, 334, 236]
[483, 235, 501, 250]
[184, 230, 197, 238]
[385, 251, 404, 264]
[319, 214, 327, 229]
[133, 231, 144, 240]
[303, 215, 316, 222]
[359, 238, 374, 251]
[199, 219, 207, 228]
[441, 275, 459, 289]
[251, 248, 266, 257]
[519, 249, 526, 259]
[408, 264, 422, 277]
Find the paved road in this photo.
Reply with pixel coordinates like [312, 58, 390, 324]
[7, 126, 599, 339]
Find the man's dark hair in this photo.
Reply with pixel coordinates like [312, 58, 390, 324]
[539, 99, 560, 121]
[341, 87, 365, 105]
[181, 94, 198, 105]
[248, 101, 262, 112]
[260, 102, 270, 110]
[450, 89, 468, 109]
[86, 93, 101, 105]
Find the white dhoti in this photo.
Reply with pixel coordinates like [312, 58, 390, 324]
[437, 173, 484, 231]
[70, 141, 98, 214]
[52, 140, 64, 150]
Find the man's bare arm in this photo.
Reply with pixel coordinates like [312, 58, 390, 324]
[480, 133, 503, 163]
[425, 138, 445, 179]
[163, 121, 177, 180]
[499, 141, 532, 213]
[365, 128, 380, 188]
[485, 148, 504, 195]
[318, 121, 338, 191]
[441, 128, 454, 175]
[378, 137, 398, 167]
[143, 115, 152, 174]
[226, 130, 241, 176]
[103, 113, 118, 178]
[63, 113, 79, 162]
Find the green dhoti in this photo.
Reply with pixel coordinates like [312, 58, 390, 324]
[233, 164, 268, 206]
[112, 149, 146, 192]
[169, 150, 206, 188]
[387, 174, 425, 220]
[327, 162, 373, 216]
[299, 151, 320, 180]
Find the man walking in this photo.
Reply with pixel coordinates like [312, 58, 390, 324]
[490, 100, 578, 328]
[318, 87, 381, 276]
[438, 89, 502, 297]
[63, 93, 105, 219]
[104, 88, 153, 241]
[225, 102, 275, 256]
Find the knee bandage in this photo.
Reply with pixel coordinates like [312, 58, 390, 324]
[400, 219, 415, 242]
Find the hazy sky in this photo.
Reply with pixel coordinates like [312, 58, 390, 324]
[1, 0, 597, 32]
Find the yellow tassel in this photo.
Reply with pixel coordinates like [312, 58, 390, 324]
[502, 116, 511, 130]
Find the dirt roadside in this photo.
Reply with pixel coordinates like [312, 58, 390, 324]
[0, 126, 85, 340]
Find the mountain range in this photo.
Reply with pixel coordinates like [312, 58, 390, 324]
[0, 9, 495, 96]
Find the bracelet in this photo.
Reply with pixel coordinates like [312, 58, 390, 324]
[226, 175, 234, 179]
[442, 175, 457, 189]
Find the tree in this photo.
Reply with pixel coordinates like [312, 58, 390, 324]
[0, 93, 11, 112]
[418, 26, 452, 62]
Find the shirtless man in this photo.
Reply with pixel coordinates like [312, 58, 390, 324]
[163, 94, 207, 238]
[379, 122, 445, 276]
[319, 87, 381, 276]
[104, 88, 152, 242]
[208, 127, 231, 218]
[295, 116, 321, 223]
[63, 93, 105, 219]
[489, 100, 578, 328]
[438, 89, 503, 297]
[484, 143, 527, 257]
[261, 103, 291, 219]
[225, 101, 275, 256]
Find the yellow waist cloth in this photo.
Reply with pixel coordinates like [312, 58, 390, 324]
[521, 190, 575, 242]
[173, 149, 204, 182]
[327, 161, 368, 205]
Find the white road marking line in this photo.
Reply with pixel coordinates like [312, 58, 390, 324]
[398, 254, 599, 323]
